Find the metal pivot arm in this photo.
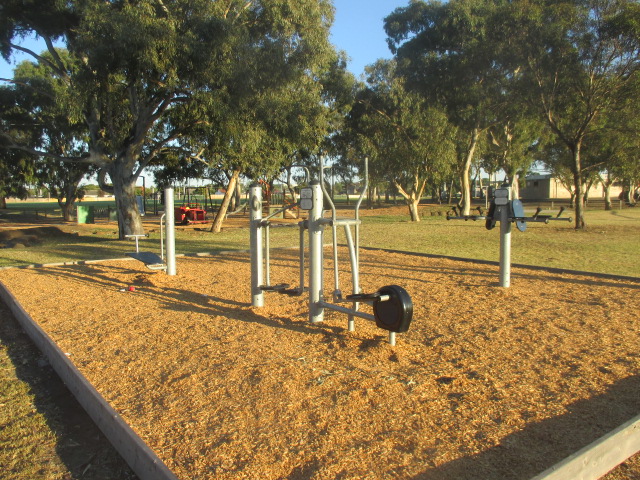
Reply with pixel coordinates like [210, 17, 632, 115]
[260, 283, 290, 292]
[551, 206, 573, 222]
[446, 215, 487, 221]
[263, 202, 299, 221]
[509, 215, 550, 224]
[278, 286, 308, 296]
[346, 291, 390, 303]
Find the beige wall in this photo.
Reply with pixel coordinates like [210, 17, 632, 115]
[521, 176, 623, 200]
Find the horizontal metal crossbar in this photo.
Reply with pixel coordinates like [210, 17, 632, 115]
[318, 301, 375, 322]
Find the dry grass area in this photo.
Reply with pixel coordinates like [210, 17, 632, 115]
[0, 249, 638, 479]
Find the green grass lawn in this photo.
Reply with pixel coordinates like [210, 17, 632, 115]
[356, 207, 640, 277]
[1, 204, 639, 277]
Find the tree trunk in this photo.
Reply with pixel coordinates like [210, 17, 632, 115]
[99, 162, 144, 239]
[408, 200, 420, 221]
[604, 183, 612, 210]
[0, 197, 6, 209]
[571, 146, 586, 230]
[394, 177, 424, 222]
[114, 178, 144, 238]
[584, 178, 594, 205]
[209, 169, 240, 233]
[58, 198, 75, 221]
[460, 128, 480, 215]
[600, 173, 613, 210]
[506, 172, 520, 199]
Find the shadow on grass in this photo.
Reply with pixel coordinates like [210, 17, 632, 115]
[0, 302, 138, 480]
[357, 249, 640, 290]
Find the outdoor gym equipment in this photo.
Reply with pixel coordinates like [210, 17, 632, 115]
[126, 187, 177, 275]
[447, 183, 571, 287]
[250, 159, 414, 346]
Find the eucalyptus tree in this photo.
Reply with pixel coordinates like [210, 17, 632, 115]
[385, 0, 513, 215]
[504, 0, 640, 228]
[347, 60, 456, 221]
[0, 83, 37, 208]
[1, 54, 94, 220]
[589, 99, 640, 208]
[485, 116, 547, 199]
[1, 0, 338, 238]
[0, 148, 34, 208]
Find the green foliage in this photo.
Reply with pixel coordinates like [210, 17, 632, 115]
[346, 60, 456, 213]
[1, 0, 343, 236]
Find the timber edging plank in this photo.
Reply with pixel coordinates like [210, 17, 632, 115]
[531, 415, 640, 480]
[0, 281, 180, 480]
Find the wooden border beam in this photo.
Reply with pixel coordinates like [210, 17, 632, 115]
[0, 282, 179, 480]
[532, 415, 640, 480]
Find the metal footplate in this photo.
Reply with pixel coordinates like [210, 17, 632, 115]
[126, 251, 167, 271]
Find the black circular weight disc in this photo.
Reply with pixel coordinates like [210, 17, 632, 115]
[373, 285, 414, 333]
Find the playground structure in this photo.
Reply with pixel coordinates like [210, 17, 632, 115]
[1, 181, 638, 479]
[250, 159, 413, 346]
[447, 183, 572, 287]
[125, 187, 177, 275]
[174, 204, 207, 225]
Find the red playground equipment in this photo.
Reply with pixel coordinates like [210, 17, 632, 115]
[174, 204, 208, 225]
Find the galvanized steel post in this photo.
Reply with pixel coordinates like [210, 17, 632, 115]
[249, 183, 264, 307]
[308, 181, 324, 323]
[164, 188, 177, 276]
[498, 185, 512, 287]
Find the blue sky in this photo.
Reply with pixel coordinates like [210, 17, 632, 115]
[330, 0, 409, 76]
[0, 1, 408, 80]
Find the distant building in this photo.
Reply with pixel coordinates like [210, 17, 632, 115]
[520, 174, 623, 200]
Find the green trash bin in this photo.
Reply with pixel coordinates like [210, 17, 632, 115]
[77, 205, 95, 224]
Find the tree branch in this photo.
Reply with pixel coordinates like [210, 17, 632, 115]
[8, 43, 69, 84]
[0, 132, 97, 164]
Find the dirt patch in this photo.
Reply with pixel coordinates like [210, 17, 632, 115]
[0, 250, 638, 479]
[0, 226, 78, 249]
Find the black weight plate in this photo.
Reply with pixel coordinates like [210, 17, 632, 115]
[374, 285, 414, 333]
[485, 201, 496, 230]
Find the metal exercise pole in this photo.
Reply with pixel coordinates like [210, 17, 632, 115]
[308, 180, 324, 324]
[249, 183, 264, 307]
[498, 186, 512, 288]
[164, 188, 177, 276]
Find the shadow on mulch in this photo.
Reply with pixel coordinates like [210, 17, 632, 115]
[0, 302, 138, 480]
[416, 375, 640, 479]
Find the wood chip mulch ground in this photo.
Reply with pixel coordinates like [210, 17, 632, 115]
[0, 248, 638, 480]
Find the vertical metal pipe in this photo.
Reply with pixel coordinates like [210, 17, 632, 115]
[249, 183, 264, 307]
[308, 181, 324, 323]
[160, 214, 165, 260]
[319, 158, 340, 294]
[164, 188, 177, 276]
[354, 158, 368, 272]
[264, 223, 270, 288]
[299, 221, 305, 293]
[499, 204, 512, 288]
[344, 224, 358, 331]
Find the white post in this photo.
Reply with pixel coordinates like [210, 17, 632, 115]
[249, 183, 264, 307]
[498, 186, 512, 288]
[308, 181, 324, 323]
[164, 188, 177, 276]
